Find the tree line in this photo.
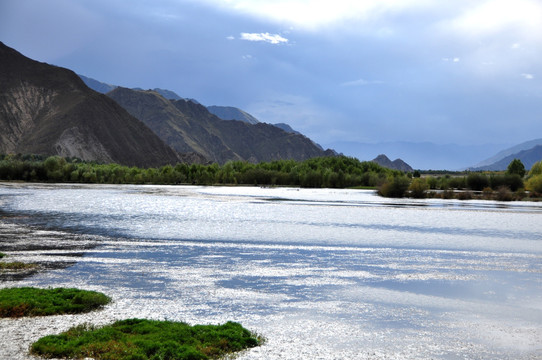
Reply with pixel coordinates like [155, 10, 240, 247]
[1, 154, 540, 200]
[0, 154, 395, 188]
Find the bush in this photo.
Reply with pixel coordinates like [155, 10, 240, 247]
[528, 160, 542, 177]
[378, 176, 410, 198]
[0, 288, 111, 317]
[495, 186, 513, 201]
[456, 191, 473, 200]
[482, 187, 493, 200]
[466, 173, 489, 191]
[408, 178, 428, 198]
[490, 174, 524, 192]
[31, 319, 263, 360]
[526, 174, 542, 195]
[448, 176, 466, 189]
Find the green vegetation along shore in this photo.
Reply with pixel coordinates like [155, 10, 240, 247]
[31, 319, 263, 360]
[1, 154, 541, 200]
[0, 287, 111, 317]
[0, 154, 395, 188]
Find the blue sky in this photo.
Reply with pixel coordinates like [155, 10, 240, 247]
[1, 0, 541, 166]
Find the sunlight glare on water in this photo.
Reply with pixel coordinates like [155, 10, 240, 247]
[0, 183, 541, 359]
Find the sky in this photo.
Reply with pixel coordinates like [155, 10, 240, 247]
[1, 0, 542, 167]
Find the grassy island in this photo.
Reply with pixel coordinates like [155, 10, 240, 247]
[0, 261, 38, 271]
[0, 287, 111, 317]
[31, 319, 263, 360]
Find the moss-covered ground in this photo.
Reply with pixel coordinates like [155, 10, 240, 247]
[31, 319, 263, 360]
[0, 287, 111, 317]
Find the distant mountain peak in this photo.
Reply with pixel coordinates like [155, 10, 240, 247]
[372, 154, 413, 172]
[470, 138, 542, 170]
[207, 105, 260, 125]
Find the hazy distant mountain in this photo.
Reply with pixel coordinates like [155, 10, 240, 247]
[108, 87, 334, 164]
[207, 105, 260, 125]
[151, 88, 183, 101]
[79, 74, 117, 93]
[469, 145, 542, 171]
[326, 140, 507, 170]
[208, 107, 319, 147]
[79, 74, 194, 103]
[273, 123, 300, 135]
[372, 154, 413, 172]
[0, 42, 181, 167]
[471, 138, 542, 169]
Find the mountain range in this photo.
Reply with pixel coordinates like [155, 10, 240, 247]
[1, 42, 333, 167]
[0, 42, 181, 167]
[107, 87, 333, 164]
[80, 74, 311, 139]
[371, 155, 413, 172]
[468, 140, 542, 171]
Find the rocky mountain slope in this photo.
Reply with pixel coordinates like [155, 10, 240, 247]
[372, 154, 413, 172]
[107, 87, 333, 164]
[0, 42, 181, 167]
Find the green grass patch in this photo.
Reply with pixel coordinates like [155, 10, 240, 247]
[0, 287, 111, 317]
[0, 252, 6, 258]
[0, 261, 38, 270]
[31, 319, 263, 360]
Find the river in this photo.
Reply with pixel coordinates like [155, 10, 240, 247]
[0, 183, 541, 359]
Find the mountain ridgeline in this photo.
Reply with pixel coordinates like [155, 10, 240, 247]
[371, 154, 413, 172]
[0, 42, 182, 167]
[107, 87, 334, 164]
[469, 139, 542, 171]
[0, 42, 335, 167]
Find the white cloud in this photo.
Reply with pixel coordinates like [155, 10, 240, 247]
[521, 73, 534, 80]
[442, 57, 460, 63]
[195, 0, 433, 29]
[446, 0, 542, 39]
[226, 35, 235, 40]
[240, 32, 288, 44]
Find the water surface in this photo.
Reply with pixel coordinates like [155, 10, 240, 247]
[0, 183, 541, 359]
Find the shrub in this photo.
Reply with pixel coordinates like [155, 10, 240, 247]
[495, 186, 513, 201]
[378, 176, 410, 198]
[0, 252, 6, 258]
[0, 288, 111, 317]
[528, 160, 542, 178]
[408, 178, 428, 198]
[482, 187, 493, 200]
[466, 173, 489, 191]
[448, 176, 466, 189]
[31, 319, 263, 360]
[490, 174, 524, 192]
[456, 191, 473, 200]
[526, 174, 542, 195]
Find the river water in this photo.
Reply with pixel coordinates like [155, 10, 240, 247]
[0, 183, 541, 359]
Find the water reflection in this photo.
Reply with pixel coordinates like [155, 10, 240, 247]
[0, 183, 541, 359]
